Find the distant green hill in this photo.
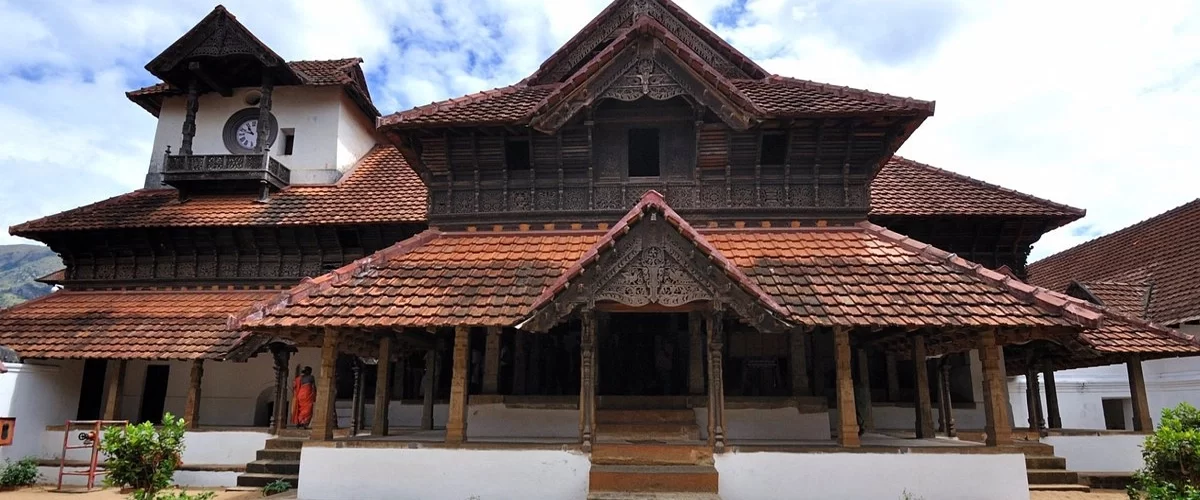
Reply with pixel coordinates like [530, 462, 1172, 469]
[0, 244, 61, 308]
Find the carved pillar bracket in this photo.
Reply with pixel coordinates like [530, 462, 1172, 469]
[1127, 357, 1153, 432]
[580, 310, 598, 452]
[446, 326, 470, 444]
[790, 329, 811, 396]
[912, 334, 935, 439]
[706, 307, 727, 452]
[269, 344, 291, 434]
[311, 329, 340, 441]
[979, 329, 1013, 446]
[184, 360, 204, 429]
[834, 327, 859, 447]
[373, 335, 393, 437]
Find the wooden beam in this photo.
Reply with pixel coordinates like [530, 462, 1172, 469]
[834, 327, 859, 447]
[483, 327, 501, 395]
[102, 360, 127, 421]
[311, 329, 339, 441]
[790, 329, 810, 396]
[373, 335, 392, 436]
[445, 326, 470, 444]
[979, 329, 1012, 446]
[184, 360, 204, 429]
[912, 335, 935, 439]
[1127, 357, 1153, 432]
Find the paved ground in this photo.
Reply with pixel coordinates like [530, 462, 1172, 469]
[0, 487, 265, 499]
[1031, 490, 1126, 500]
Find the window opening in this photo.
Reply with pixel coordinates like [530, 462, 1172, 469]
[282, 129, 296, 155]
[628, 128, 660, 177]
[505, 138, 531, 171]
[760, 131, 788, 165]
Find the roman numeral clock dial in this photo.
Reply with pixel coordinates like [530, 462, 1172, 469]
[236, 119, 259, 149]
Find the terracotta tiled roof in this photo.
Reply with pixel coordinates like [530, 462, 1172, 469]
[10, 146, 426, 235]
[733, 77, 934, 117]
[379, 85, 555, 128]
[1029, 199, 1200, 326]
[0, 289, 278, 360]
[128, 58, 378, 117]
[36, 269, 66, 285]
[870, 157, 1085, 220]
[1069, 281, 1152, 318]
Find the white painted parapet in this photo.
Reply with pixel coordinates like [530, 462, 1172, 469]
[1043, 434, 1147, 472]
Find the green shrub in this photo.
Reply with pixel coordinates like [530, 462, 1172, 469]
[152, 489, 216, 500]
[0, 457, 40, 487]
[100, 413, 187, 500]
[262, 479, 291, 496]
[1129, 402, 1200, 499]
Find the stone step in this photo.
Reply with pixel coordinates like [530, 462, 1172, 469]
[590, 465, 718, 494]
[1024, 455, 1067, 469]
[236, 473, 299, 488]
[592, 444, 713, 466]
[1079, 472, 1133, 490]
[596, 410, 697, 425]
[597, 424, 700, 441]
[1015, 442, 1056, 456]
[1027, 469, 1081, 485]
[265, 438, 306, 450]
[246, 460, 300, 475]
[1028, 484, 1091, 492]
[587, 493, 721, 500]
[257, 449, 302, 461]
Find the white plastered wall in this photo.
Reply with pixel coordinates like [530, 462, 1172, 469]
[150, 86, 377, 185]
[0, 361, 84, 461]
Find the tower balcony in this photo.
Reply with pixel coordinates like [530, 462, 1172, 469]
[162, 153, 291, 194]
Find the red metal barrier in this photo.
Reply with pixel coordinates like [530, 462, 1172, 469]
[56, 419, 126, 491]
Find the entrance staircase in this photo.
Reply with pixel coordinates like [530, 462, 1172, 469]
[236, 436, 302, 488]
[1018, 442, 1089, 493]
[589, 408, 719, 499]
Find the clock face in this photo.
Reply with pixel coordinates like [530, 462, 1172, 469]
[235, 119, 259, 149]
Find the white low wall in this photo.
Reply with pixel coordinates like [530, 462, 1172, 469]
[467, 404, 578, 439]
[298, 447, 590, 500]
[715, 452, 1029, 500]
[40, 466, 237, 489]
[1043, 435, 1147, 472]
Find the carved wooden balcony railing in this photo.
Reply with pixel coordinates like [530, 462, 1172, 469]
[162, 153, 291, 192]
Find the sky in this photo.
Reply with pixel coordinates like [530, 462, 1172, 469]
[1, 0, 1198, 261]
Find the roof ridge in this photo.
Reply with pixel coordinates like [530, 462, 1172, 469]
[858, 220, 1196, 348]
[231, 228, 442, 332]
[765, 75, 935, 113]
[889, 156, 1085, 216]
[1032, 198, 1200, 267]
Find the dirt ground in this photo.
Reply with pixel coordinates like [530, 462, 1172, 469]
[1031, 490, 1127, 500]
[0, 487, 273, 500]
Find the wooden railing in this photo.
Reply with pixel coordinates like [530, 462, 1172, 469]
[162, 153, 291, 189]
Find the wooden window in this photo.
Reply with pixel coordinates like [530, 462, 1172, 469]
[628, 128, 660, 177]
[505, 138, 531, 171]
[759, 131, 788, 165]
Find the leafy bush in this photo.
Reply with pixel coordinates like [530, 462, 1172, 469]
[1129, 402, 1200, 499]
[152, 489, 216, 500]
[100, 413, 186, 500]
[262, 479, 291, 496]
[0, 457, 40, 487]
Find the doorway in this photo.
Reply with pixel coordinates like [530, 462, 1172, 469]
[599, 313, 689, 396]
[76, 359, 108, 420]
[138, 365, 171, 423]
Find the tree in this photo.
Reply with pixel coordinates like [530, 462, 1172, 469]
[1129, 402, 1200, 499]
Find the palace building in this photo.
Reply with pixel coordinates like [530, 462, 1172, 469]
[1, 2, 1196, 499]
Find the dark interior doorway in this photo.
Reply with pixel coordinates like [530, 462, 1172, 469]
[599, 313, 689, 396]
[138, 365, 170, 423]
[76, 359, 108, 420]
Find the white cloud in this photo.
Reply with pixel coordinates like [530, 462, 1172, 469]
[1, 0, 1198, 264]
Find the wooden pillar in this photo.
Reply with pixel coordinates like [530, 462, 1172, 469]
[179, 77, 199, 155]
[938, 358, 956, 437]
[1042, 362, 1062, 429]
[811, 332, 825, 399]
[1127, 357, 1153, 432]
[102, 360, 127, 421]
[912, 335, 935, 439]
[688, 312, 705, 395]
[373, 336, 392, 436]
[706, 309, 727, 452]
[834, 327, 859, 447]
[483, 327, 501, 394]
[580, 311, 597, 451]
[269, 345, 291, 434]
[1025, 367, 1044, 433]
[790, 329, 811, 396]
[446, 326, 470, 444]
[311, 330, 340, 441]
[350, 360, 364, 435]
[513, 331, 528, 395]
[183, 360, 204, 429]
[885, 354, 900, 402]
[391, 351, 407, 401]
[421, 348, 436, 431]
[855, 349, 874, 431]
[979, 329, 1012, 446]
[255, 73, 274, 154]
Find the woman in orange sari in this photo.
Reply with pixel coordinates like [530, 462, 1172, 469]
[291, 366, 316, 428]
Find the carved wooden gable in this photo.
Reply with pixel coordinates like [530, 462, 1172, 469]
[521, 205, 789, 333]
[145, 6, 298, 89]
[530, 36, 756, 133]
